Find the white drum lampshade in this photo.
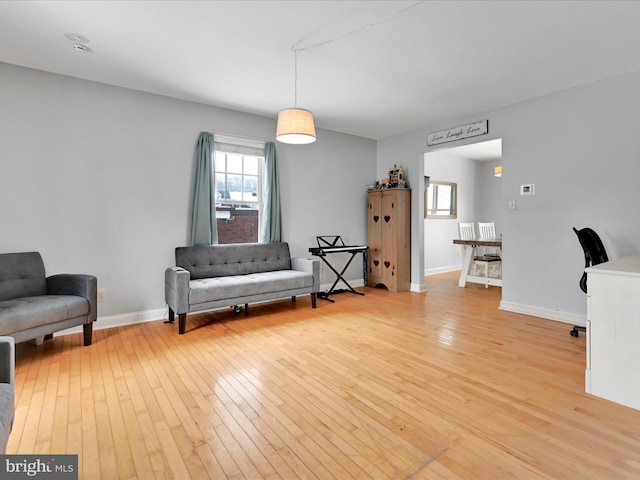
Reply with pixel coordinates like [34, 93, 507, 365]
[276, 108, 316, 144]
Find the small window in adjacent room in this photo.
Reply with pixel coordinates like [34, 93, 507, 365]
[214, 135, 265, 244]
[425, 180, 457, 219]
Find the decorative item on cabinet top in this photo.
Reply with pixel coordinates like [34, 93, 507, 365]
[368, 164, 408, 190]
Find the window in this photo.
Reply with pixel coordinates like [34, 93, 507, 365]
[425, 180, 457, 219]
[214, 150, 263, 244]
[215, 152, 260, 206]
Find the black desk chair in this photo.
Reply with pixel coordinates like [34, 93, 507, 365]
[571, 227, 609, 337]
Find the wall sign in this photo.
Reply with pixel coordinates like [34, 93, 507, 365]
[427, 120, 488, 146]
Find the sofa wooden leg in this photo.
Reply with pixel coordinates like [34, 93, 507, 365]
[165, 307, 175, 324]
[244, 304, 249, 315]
[44, 333, 54, 340]
[178, 313, 187, 334]
[83, 323, 93, 346]
[311, 292, 317, 308]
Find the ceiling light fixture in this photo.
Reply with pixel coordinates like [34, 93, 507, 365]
[64, 32, 91, 53]
[276, 47, 316, 145]
[65, 33, 89, 44]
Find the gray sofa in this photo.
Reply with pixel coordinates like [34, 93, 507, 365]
[0, 252, 97, 346]
[165, 242, 320, 334]
[0, 336, 14, 453]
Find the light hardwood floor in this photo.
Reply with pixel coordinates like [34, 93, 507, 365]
[7, 272, 640, 479]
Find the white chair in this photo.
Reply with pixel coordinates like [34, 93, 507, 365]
[458, 222, 475, 240]
[458, 222, 476, 273]
[477, 222, 500, 256]
[458, 222, 486, 278]
[476, 221, 501, 282]
[477, 222, 497, 240]
[458, 222, 474, 272]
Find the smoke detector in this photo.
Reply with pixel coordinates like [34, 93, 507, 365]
[65, 33, 89, 43]
[65, 32, 91, 53]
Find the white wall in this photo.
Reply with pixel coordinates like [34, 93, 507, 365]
[378, 69, 640, 323]
[0, 63, 376, 321]
[476, 160, 503, 235]
[424, 154, 478, 274]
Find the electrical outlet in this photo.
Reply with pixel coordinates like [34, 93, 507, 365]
[97, 289, 106, 302]
[508, 200, 517, 211]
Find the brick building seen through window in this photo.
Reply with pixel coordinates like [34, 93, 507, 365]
[216, 208, 258, 244]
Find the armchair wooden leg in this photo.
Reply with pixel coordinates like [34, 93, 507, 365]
[178, 313, 187, 335]
[165, 307, 175, 324]
[83, 323, 93, 346]
[311, 292, 317, 308]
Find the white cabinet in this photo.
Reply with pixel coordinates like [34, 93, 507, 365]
[586, 255, 640, 410]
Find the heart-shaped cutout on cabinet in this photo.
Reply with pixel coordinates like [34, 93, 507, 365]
[384, 261, 391, 268]
[384, 215, 391, 223]
[373, 215, 379, 222]
[373, 260, 379, 266]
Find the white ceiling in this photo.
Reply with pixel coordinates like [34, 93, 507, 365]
[2, 1, 640, 140]
[437, 138, 502, 162]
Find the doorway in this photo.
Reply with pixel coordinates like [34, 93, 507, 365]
[423, 138, 503, 280]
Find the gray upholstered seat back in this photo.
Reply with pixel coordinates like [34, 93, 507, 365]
[175, 243, 292, 279]
[0, 252, 47, 302]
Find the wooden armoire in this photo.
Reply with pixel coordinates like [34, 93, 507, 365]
[367, 188, 411, 292]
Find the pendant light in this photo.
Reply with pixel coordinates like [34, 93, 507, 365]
[276, 47, 316, 144]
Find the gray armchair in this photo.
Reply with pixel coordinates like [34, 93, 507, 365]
[0, 252, 97, 346]
[0, 336, 14, 453]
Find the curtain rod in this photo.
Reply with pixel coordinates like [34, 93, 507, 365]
[213, 131, 269, 144]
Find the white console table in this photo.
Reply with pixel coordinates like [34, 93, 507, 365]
[586, 255, 640, 410]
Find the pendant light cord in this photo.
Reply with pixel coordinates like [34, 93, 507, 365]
[293, 46, 299, 108]
[287, 1, 424, 107]
[293, 0, 425, 52]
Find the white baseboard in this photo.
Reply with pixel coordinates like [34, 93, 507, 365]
[425, 265, 461, 276]
[53, 288, 586, 338]
[54, 307, 168, 337]
[320, 278, 364, 292]
[54, 280, 367, 338]
[499, 301, 587, 327]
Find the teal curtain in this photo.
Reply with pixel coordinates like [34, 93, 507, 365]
[189, 132, 218, 245]
[259, 142, 281, 242]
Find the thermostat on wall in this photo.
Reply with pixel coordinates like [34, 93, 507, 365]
[520, 184, 535, 195]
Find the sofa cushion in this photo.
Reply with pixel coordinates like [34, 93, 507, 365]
[176, 243, 292, 279]
[0, 252, 47, 302]
[0, 295, 90, 335]
[0, 383, 13, 453]
[189, 270, 313, 304]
